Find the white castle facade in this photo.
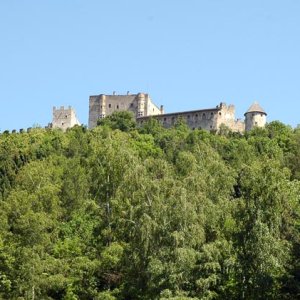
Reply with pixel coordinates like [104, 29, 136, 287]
[52, 92, 267, 132]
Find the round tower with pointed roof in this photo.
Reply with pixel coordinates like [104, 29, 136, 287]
[244, 101, 267, 131]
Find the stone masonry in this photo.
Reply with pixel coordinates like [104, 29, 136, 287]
[89, 92, 163, 129]
[52, 92, 267, 132]
[52, 106, 81, 131]
[137, 102, 245, 132]
[88, 92, 266, 132]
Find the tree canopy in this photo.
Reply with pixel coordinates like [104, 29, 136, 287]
[0, 116, 300, 299]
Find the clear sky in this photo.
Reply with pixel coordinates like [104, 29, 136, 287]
[1, 0, 300, 130]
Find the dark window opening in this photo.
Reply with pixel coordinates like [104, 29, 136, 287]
[109, 104, 111, 108]
[219, 112, 221, 115]
[117, 105, 119, 109]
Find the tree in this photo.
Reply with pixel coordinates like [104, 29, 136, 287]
[97, 111, 136, 132]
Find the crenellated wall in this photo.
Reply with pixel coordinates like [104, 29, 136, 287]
[52, 106, 80, 131]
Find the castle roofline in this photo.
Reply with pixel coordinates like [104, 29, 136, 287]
[89, 92, 148, 98]
[137, 107, 220, 119]
[244, 101, 267, 116]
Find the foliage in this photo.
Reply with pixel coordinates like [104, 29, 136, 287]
[0, 120, 299, 299]
[97, 111, 136, 132]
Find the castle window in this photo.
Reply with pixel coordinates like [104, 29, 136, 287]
[187, 115, 190, 119]
[210, 125, 213, 129]
[117, 105, 119, 109]
[211, 112, 213, 115]
[153, 108, 154, 112]
[109, 104, 111, 108]
[203, 113, 206, 118]
[164, 117, 167, 121]
[195, 114, 198, 117]
[219, 112, 222, 116]
[130, 103, 133, 107]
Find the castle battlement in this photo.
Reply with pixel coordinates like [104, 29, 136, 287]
[87, 93, 266, 132]
[52, 106, 81, 131]
[53, 92, 267, 132]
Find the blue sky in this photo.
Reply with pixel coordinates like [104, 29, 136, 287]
[0, 0, 300, 130]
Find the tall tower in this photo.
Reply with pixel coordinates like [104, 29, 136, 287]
[52, 106, 80, 131]
[244, 101, 267, 131]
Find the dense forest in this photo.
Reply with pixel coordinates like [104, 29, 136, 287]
[0, 112, 300, 300]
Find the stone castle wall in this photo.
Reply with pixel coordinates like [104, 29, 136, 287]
[52, 106, 80, 131]
[245, 112, 267, 131]
[89, 93, 162, 129]
[61, 92, 267, 132]
[137, 102, 245, 132]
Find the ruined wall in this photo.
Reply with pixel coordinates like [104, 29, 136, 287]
[88, 94, 262, 132]
[233, 119, 245, 132]
[52, 106, 80, 131]
[146, 95, 162, 116]
[137, 107, 220, 131]
[89, 93, 162, 128]
[137, 102, 245, 132]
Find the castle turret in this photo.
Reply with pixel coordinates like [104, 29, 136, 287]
[52, 106, 80, 131]
[244, 101, 267, 131]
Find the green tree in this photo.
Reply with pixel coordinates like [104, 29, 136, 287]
[97, 111, 136, 132]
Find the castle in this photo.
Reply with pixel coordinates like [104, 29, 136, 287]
[52, 92, 267, 132]
[52, 106, 80, 131]
[88, 92, 163, 129]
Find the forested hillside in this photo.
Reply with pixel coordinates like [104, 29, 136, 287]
[1, 113, 300, 300]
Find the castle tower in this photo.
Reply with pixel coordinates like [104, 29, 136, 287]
[52, 106, 80, 131]
[244, 101, 267, 131]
